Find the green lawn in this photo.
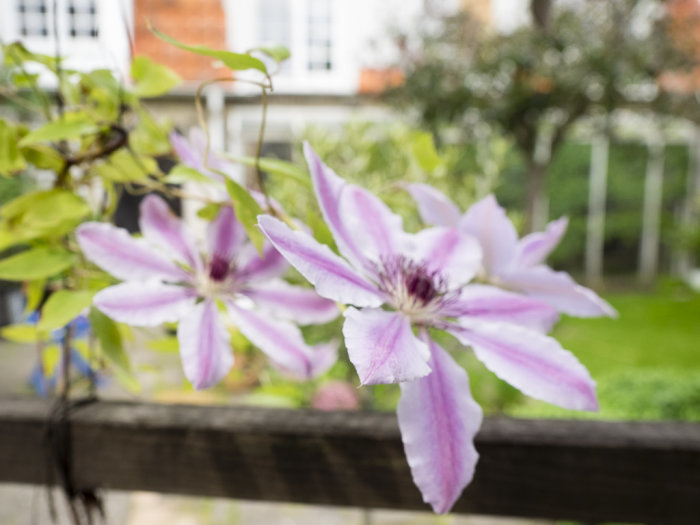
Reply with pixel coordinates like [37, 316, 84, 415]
[505, 286, 700, 421]
[554, 287, 700, 376]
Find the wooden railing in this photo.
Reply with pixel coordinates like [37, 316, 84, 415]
[1, 398, 699, 524]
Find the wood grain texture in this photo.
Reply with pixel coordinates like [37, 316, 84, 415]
[1, 397, 700, 523]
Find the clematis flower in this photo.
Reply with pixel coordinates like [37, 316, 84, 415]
[258, 143, 598, 514]
[77, 194, 339, 390]
[170, 128, 241, 183]
[406, 184, 616, 318]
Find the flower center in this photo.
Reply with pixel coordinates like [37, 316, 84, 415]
[208, 256, 230, 282]
[377, 256, 446, 319]
[405, 272, 437, 304]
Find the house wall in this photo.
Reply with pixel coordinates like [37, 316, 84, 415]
[0, 0, 133, 83]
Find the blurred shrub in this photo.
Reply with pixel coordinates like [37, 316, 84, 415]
[510, 368, 700, 421]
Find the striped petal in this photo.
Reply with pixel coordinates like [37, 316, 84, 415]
[305, 142, 366, 268]
[258, 215, 384, 307]
[235, 242, 288, 284]
[440, 284, 559, 333]
[398, 335, 482, 514]
[343, 307, 430, 385]
[93, 282, 196, 326]
[516, 217, 568, 268]
[227, 302, 334, 379]
[241, 280, 339, 325]
[402, 227, 482, 290]
[499, 266, 617, 318]
[208, 205, 245, 266]
[178, 299, 233, 389]
[338, 183, 404, 265]
[406, 183, 461, 227]
[458, 195, 518, 277]
[139, 194, 201, 270]
[77, 222, 188, 282]
[447, 319, 598, 411]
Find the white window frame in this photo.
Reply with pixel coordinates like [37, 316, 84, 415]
[0, 0, 133, 84]
[226, 0, 357, 95]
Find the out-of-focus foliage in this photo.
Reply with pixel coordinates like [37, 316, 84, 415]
[276, 121, 508, 232]
[391, 0, 700, 229]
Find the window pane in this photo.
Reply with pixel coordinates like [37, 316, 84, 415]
[307, 0, 333, 71]
[17, 0, 48, 37]
[68, 0, 98, 38]
[259, 0, 291, 45]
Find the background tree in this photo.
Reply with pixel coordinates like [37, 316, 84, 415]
[391, 0, 699, 232]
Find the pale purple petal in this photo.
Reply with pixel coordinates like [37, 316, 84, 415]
[139, 194, 201, 270]
[458, 195, 518, 276]
[171, 128, 236, 181]
[343, 307, 430, 385]
[401, 227, 482, 290]
[93, 282, 197, 326]
[188, 128, 236, 175]
[406, 183, 461, 227]
[208, 205, 245, 265]
[227, 302, 329, 379]
[447, 319, 598, 411]
[235, 242, 288, 284]
[309, 341, 339, 378]
[178, 298, 233, 389]
[258, 215, 384, 307]
[170, 130, 202, 171]
[439, 284, 559, 332]
[338, 184, 404, 264]
[499, 266, 617, 318]
[304, 142, 366, 268]
[77, 222, 189, 282]
[398, 336, 482, 514]
[241, 279, 339, 324]
[516, 217, 568, 268]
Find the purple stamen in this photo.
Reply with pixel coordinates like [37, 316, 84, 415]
[208, 256, 230, 282]
[406, 273, 437, 303]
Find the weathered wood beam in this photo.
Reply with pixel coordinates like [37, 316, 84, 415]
[1, 398, 699, 523]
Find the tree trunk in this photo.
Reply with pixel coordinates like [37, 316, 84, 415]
[531, 0, 553, 30]
[524, 160, 548, 233]
[585, 135, 610, 287]
[638, 140, 665, 286]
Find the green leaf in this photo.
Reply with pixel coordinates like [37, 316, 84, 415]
[24, 279, 46, 316]
[89, 308, 140, 393]
[131, 55, 182, 98]
[1, 323, 42, 343]
[97, 149, 158, 182]
[151, 25, 268, 74]
[3, 42, 58, 70]
[224, 178, 265, 253]
[129, 106, 172, 156]
[42, 344, 61, 376]
[19, 114, 100, 146]
[20, 144, 64, 171]
[163, 165, 215, 184]
[0, 190, 90, 246]
[251, 45, 291, 63]
[38, 290, 94, 332]
[0, 247, 75, 281]
[146, 336, 179, 353]
[0, 120, 27, 176]
[229, 155, 310, 187]
[411, 131, 441, 173]
[11, 71, 40, 88]
[197, 203, 222, 220]
[306, 208, 337, 251]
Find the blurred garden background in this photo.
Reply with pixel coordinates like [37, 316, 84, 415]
[2, 0, 700, 523]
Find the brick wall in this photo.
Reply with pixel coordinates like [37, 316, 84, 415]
[134, 0, 228, 83]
